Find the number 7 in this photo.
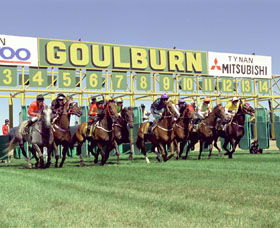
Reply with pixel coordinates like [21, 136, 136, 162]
[116, 74, 123, 88]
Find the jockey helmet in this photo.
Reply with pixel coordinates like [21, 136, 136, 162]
[96, 97, 103, 103]
[161, 93, 169, 99]
[141, 104, 145, 108]
[36, 94, 44, 101]
[203, 97, 211, 103]
[104, 95, 113, 101]
[5, 119, 9, 123]
[232, 97, 239, 102]
[57, 96, 65, 100]
[57, 93, 66, 98]
[116, 98, 123, 103]
[178, 99, 186, 104]
[91, 96, 96, 101]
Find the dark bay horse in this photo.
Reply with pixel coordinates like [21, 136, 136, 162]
[173, 104, 195, 159]
[5, 106, 53, 168]
[213, 101, 255, 159]
[112, 107, 134, 163]
[71, 101, 119, 166]
[47, 100, 82, 168]
[136, 100, 180, 163]
[184, 104, 229, 160]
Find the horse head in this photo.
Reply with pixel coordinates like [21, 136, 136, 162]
[121, 107, 134, 128]
[164, 100, 180, 119]
[239, 102, 255, 116]
[67, 101, 82, 117]
[41, 106, 52, 128]
[106, 101, 119, 123]
[212, 104, 229, 121]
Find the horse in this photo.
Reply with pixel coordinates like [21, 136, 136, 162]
[213, 101, 255, 159]
[136, 100, 180, 163]
[71, 101, 119, 166]
[173, 104, 195, 159]
[184, 104, 229, 160]
[47, 99, 82, 168]
[5, 106, 53, 168]
[112, 107, 135, 163]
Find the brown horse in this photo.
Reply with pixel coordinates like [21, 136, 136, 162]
[71, 101, 119, 166]
[46, 100, 82, 168]
[136, 100, 180, 163]
[173, 104, 195, 159]
[112, 107, 134, 163]
[184, 104, 229, 160]
[213, 101, 255, 159]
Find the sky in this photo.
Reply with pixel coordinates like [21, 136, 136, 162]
[0, 0, 279, 127]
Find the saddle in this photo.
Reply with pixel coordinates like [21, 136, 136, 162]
[87, 121, 99, 137]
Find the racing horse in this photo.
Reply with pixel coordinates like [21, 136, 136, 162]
[5, 106, 53, 168]
[112, 107, 135, 163]
[46, 99, 82, 168]
[213, 101, 255, 159]
[184, 104, 229, 160]
[173, 104, 195, 159]
[71, 101, 119, 166]
[136, 100, 180, 163]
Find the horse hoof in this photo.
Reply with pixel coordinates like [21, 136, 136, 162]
[128, 155, 133, 161]
[59, 164, 63, 168]
[224, 152, 230, 155]
[28, 163, 33, 169]
[182, 156, 187, 160]
[79, 162, 85, 167]
[93, 159, 98, 164]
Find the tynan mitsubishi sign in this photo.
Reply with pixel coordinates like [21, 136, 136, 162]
[0, 34, 38, 67]
[208, 52, 272, 79]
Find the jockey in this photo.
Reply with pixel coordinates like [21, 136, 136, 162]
[149, 93, 169, 132]
[87, 96, 105, 136]
[141, 104, 150, 122]
[225, 97, 239, 118]
[116, 98, 123, 113]
[23, 94, 46, 134]
[51, 93, 66, 115]
[197, 97, 212, 119]
[177, 98, 186, 115]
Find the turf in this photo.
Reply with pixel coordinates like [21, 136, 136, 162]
[0, 151, 280, 228]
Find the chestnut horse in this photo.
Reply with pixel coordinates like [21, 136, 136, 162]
[71, 101, 119, 166]
[184, 104, 229, 160]
[173, 104, 195, 159]
[46, 99, 82, 168]
[136, 100, 180, 163]
[112, 107, 134, 163]
[213, 101, 255, 159]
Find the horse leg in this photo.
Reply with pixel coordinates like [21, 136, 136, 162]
[198, 141, 203, 160]
[113, 140, 120, 164]
[99, 143, 107, 166]
[103, 143, 115, 165]
[208, 142, 214, 159]
[228, 138, 237, 159]
[52, 142, 60, 168]
[59, 143, 68, 168]
[45, 144, 53, 169]
[167, 141, 175, 160]
[223, 138, 231, 156]
[77, 142, 85, 167]
[141, 138, 150, 164]
[32, 144, 44, 168]
[178, 141, 187, 159]
[128, 142, 134, 161]
[158, 143, 167, 162]
[19, 143, 32, 168]
[213, 137, 222, 157]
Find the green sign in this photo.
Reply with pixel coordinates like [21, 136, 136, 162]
[180, 76, 195, 92]
[29, 68, 48, 87]
[221, 78, 234, 93]
[258, 80, 269, 94]
[240, 79, 252, 93]
[0, 66, 17, 87]
[201, 77, 215, 92]
[159, 74, 173, 91]
[111, 72, 127, 90]
[38, 38, 208, 74]
[58, 69, 77, 88]
[86, 70, 103, 89]
[136, 74, 151, 91]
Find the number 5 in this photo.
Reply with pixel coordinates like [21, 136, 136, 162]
[63, 72, 71, 87]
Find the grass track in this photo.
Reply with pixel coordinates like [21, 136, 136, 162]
[0, 151, 280, 227]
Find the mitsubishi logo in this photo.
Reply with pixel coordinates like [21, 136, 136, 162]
[211, 58, 221, 70]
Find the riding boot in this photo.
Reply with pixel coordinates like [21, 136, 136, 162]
[148, 120, 158, 134]
[23, 119, 33, 135]
[87, 122, 93, 137]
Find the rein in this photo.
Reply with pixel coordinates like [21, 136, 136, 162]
[157, 125, 173, 132]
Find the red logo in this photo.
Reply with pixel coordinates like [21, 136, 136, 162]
[211, 58, 221, 70]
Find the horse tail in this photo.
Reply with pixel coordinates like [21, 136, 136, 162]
[4, 137, 18, 157]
